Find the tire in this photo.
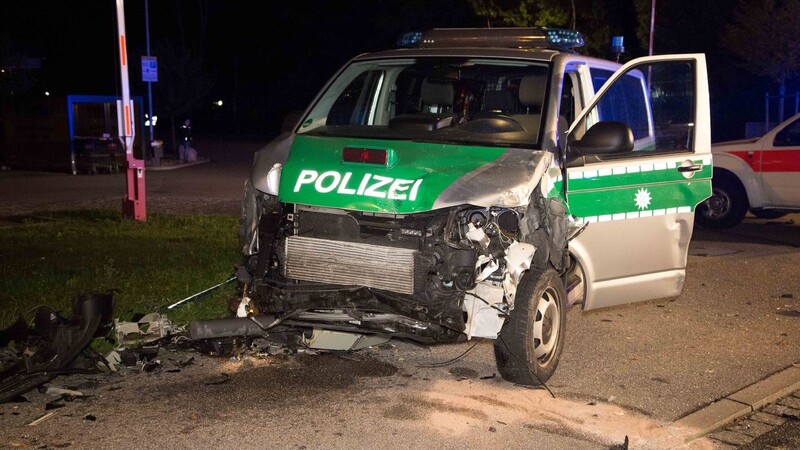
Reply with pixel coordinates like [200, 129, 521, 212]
[695, 172, 748, 229]
[493, 268, 566, 386]
[750, 209, 787, 220]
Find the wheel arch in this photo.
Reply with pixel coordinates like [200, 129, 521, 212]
[712, 152, 765, 207]
[565, 241, 595, 310]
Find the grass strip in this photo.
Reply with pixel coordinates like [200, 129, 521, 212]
[0, 209, 240, 328]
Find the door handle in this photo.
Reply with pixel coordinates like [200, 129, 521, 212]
[677, 163, 703, 173]
[677, 160, 703, 179]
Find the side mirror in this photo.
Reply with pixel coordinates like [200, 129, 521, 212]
[569, 121, 634, 156]
[280, 110, 303, 134]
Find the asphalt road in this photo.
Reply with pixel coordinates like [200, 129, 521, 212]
[1, 138, 798, 449]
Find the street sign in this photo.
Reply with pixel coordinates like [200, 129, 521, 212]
[141, 56, 158, 82]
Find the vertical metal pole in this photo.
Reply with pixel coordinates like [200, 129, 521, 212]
[67, 96, 77, 175]
[795, 92, 799, 115]
[648, 0, 656, 56]
[116, 0, 146, 221]
[145, 0, 154, 159]
[765, 92, 770, 134]
[570, 0, 576, 30]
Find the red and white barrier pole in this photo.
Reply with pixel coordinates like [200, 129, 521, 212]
[115, 0, 146, 221]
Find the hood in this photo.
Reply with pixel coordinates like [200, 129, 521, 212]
[712, 137, 759, 150]
[275, 135, 551, 214]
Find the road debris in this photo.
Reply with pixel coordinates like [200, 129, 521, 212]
[114, 313, 179, 347]
[0, 291, 114, 404]
[42, 387, 85, 398]
[142, 360, 162, 373]
[45, 400, 66, 410]
[27, 411, 56, 426]
[166, 276, 236, 310]
[203, 373, 231, 386]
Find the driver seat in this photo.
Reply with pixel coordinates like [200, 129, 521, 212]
[388, 78, 456, 131]
[510, 74, 547, 135]
[420, 78, 455, 115]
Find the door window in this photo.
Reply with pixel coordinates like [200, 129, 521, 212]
[582, 62, 696, 155]
[773, 118, 800, 146]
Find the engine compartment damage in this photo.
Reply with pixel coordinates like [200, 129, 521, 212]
[221, 174, 579, 351]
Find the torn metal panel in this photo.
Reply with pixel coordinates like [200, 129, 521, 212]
[242, 134, 295, 256]
[250, 135, 295, 195]
[520, 190, 572, 273]
[433, 150, 552, 209]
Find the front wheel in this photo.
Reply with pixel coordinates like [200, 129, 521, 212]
[695, 174, 748, 229]
[493, 268, 566, 386]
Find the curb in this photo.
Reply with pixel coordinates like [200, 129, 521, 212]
[147, 157, 211, 171]
[674, 364, 800, 442]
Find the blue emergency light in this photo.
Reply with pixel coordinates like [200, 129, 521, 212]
[397, 31, 423, 48]
[611, 36, 625, 54]
[397, 28, 585, 50]
[545, 28, 585, 48]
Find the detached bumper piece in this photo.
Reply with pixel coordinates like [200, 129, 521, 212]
[0, 292, 114, 404]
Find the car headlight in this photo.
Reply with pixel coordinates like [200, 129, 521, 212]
[265, 163, 282, 196]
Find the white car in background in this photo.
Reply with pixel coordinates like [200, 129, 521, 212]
[697, 112, 800, 228]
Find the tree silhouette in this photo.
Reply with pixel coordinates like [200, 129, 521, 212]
[470, 0, 568, 28]
[0, 35, 39, 97]
[721, 0, 800, 120]
[468, 0, 611, 57]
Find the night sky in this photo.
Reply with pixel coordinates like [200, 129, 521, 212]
[0, 0, 792, 142]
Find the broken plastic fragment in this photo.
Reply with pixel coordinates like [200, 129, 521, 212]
[45, 400, 66, 410]
[466, 223, 490, 250]
[114, 313, 179, 347]
[27, 411, 55, 426]
[142, 360, 161, 373]
[203, 373, 231, 386]
[43, 387, 85, 398]
[463, 283, 505, 339]
[502, 242, 536, 306]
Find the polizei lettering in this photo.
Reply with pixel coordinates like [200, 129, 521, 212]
[293, 169, 423, 201]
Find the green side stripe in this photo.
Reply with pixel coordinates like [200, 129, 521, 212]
[567, 182, 711, 218]
[567, 160, 712, 191]
[547, 158, 713, 219]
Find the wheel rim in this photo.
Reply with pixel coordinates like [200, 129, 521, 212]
[701, 187, 731, 219]
[532, 286, 561, 367]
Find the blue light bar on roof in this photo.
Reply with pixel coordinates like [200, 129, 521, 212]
[396, 27, 584, 50]
[397, 31, 423, 48]
[544, 28, 585, 48]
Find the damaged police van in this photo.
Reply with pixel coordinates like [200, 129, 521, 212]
[191, 28, 712, 385]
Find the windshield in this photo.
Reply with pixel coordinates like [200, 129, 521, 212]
[297, 57, 550, 148]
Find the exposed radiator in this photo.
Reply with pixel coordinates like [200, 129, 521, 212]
[283, 236, 426, 295]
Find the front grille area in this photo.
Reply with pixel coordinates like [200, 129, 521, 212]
[283, 236, 427, 295]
